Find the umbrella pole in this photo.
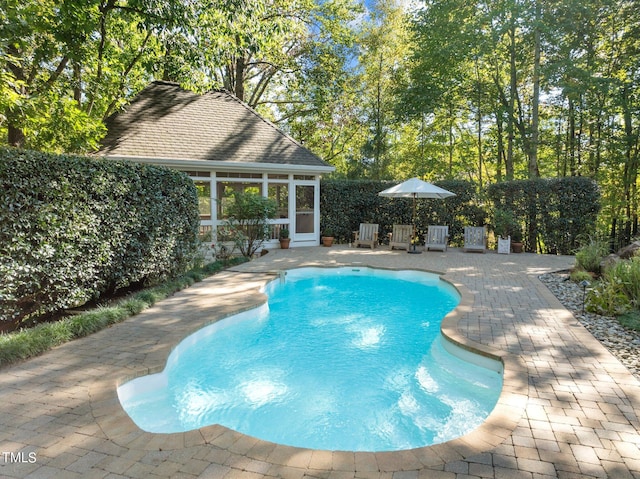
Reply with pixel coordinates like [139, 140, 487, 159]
[409, 193, 421, 254]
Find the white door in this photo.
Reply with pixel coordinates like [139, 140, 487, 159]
[293, 183, 316, 242]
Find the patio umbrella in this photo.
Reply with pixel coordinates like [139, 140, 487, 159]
[378, 177, 455, 253]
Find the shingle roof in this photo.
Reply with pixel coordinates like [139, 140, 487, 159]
[99, 81, 331, 170]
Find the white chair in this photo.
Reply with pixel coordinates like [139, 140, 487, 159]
[425, 225, 449, 252]
[353, 223, 379, 249]
[463, 226, 487, 253]
[388, 224, 413, 250]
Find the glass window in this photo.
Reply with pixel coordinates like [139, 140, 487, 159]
[183, 171, 211, 177]
[194, 181, 211, 220]
[217, 172, 263, 179]
[216, 181, 262, 218]
[269, 183, 289, 219]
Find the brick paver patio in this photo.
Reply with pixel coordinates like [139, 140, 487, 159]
[1, 246, 639, 478]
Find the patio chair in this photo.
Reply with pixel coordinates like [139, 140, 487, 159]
[353, 223, 379, 249]
[388, 224, 413, 250]
[425, 225, 449, 252]
[463, 226, 487, 253]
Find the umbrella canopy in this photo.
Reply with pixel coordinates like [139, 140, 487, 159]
[378, 178, 455, 253]
[378, 177, 456, 199]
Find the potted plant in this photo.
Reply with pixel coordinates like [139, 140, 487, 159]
[510, 227, 524, 253]
[322, 229, 335, 247]
[493, 209, 513, 254]
[279, 227, 291, 249]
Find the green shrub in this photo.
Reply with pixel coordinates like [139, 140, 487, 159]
[320, 179, 484, 245]
[586, 255, 640, 315]
[487, 177, 600, 254]
[223, 191, 277, 257]
[587, 280, 632, 315]
[493, 208, 522, 241]
[122, 299, 148, 315]
[574, 236, 609, 274]
[570, 269, 593, 283]
[0, 257, 249, 367]
[606, 256, 640, 307]
[133, 290, 163, 307]
[0, 147, 200, 329]
[618, 310, 640, 332]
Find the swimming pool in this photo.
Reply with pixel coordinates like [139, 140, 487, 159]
[118, 267, 503, 452]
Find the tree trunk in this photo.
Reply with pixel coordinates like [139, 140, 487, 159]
[506, 24, 517, 181]
[475, 59, 483, 188]
[7, 122, 26, 148]
[448, 102, 454, 178]
[568, 98, 576, 175]
[234, 56, 245, 101]
[496, 110, 504, 182]
[529, 3, 541, 178]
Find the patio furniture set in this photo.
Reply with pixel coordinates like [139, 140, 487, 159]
[353, 223, 489, 253]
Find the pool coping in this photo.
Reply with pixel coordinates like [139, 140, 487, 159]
[95, 264, 526, 470]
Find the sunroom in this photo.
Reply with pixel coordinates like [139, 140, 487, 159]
[99, 81, 334, 249]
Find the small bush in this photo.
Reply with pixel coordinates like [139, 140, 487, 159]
[607, 256, 640, 307]
[570, 269, 592, 283]
[586, 281, 631, 315]
[223, 191, 277, 258]
[618, 310, 640, 332]
[122, 299, 148, 315]
[133, 290, 163, 307]
[586, 256, 640, 315]
[574, 236, 609, 274]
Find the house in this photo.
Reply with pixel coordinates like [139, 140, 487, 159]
[99, 81, 334, 249]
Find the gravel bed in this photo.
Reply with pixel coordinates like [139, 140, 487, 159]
[539, 271, 640, 381]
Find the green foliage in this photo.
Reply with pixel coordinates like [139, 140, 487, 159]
[607, 256, 640, 308]
[223, 191, 277, 258]
[586, 280, 632, 316]
[570, 270, 593, 283]
[493, 209, 521, 241]
[574, 236, 609, 274]
[0, 257, 249, 367]
[1, 0, 184, 152]
[320, 179, 485, 245]
[586, 256, 640, 315]
[487, 177, 600, 254]
[0, 147, 200, 329]
[618, 310, 640, 332]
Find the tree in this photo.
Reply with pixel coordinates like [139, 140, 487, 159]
[1, 0, 191, 151]
[223, 191, 277, 258]
[351, 0, 412, 179]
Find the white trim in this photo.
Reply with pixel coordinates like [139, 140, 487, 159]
[104, 155, 335, 175]
[104, 156, 326, 248]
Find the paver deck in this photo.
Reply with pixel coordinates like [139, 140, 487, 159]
[1, 246, 639, 479]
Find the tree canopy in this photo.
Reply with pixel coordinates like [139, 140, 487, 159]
[2, 0, 639, 246]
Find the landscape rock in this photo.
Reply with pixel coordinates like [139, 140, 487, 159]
[617, 240, 640, 260]
[600, 253, 620, 272]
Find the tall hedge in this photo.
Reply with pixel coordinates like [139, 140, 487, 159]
[486, 176, 600, 254]
[0, 147, 200, 329]
[320, 179, 485, 245]
[321, 177, 599, 254]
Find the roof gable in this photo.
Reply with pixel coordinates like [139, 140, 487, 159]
[99, 81, 331, 170]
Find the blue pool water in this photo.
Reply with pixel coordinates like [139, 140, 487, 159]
[118, 267, 503, 452]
